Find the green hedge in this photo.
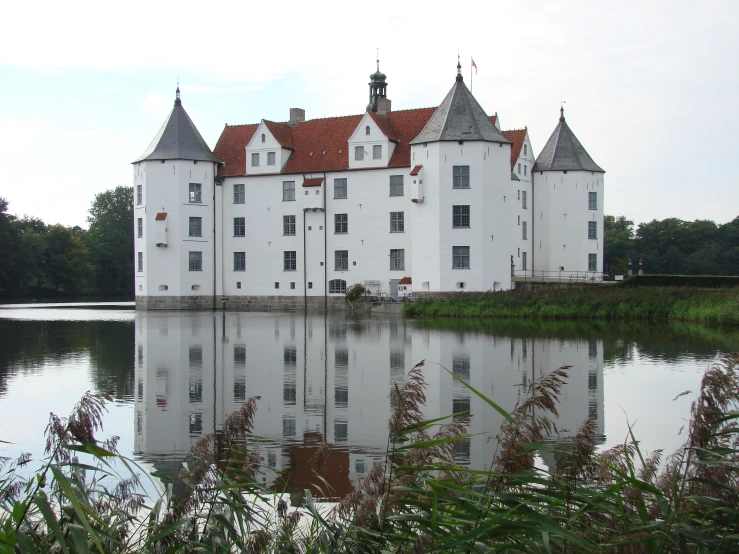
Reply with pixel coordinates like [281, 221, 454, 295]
[621, 274, 739, 288]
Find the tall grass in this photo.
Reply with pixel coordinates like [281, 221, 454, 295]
[2, 354, 738, 552]
[405, 287, 739, 325]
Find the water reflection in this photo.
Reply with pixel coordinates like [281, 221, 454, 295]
[134, 312, 606, 492]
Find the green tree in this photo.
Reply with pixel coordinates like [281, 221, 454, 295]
[604, 215, 635, 275]
[86, 186, 134, 295]
[0, 198, 16, 291]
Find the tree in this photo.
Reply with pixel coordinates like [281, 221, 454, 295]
[86, 186, 134, 295]
[604, 215, 635, 275]
[0, 198, 15, 291]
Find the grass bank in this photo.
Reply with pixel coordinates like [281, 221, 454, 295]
[404, 286, 739, 324]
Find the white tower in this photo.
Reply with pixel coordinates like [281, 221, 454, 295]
[409, 62, 514, 292]
[133, 88, 222, 309]
[532, 107, 605, 277]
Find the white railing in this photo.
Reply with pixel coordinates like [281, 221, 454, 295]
[512, 269, 609, 282]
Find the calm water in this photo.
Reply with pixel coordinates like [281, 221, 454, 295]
[1, 306, 736, 495]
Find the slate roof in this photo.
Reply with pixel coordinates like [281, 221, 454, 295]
[533, 110, 604, 173]
[134, 92, 221, 164]
[502, 128, 527, 169]
[214, 108, 436, 178]
[410, 74, 510, 145]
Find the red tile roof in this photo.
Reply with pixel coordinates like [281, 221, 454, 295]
[399, 277, 412, 285]
[368, 111, 398, 142]
[502, 128, 527, 170]
[410, 165, 422, 176]
[302, 177, 324, 187]
[155, 212, 167, 221]
[214, 107, 437, 178]
[264, 120, 295, 149]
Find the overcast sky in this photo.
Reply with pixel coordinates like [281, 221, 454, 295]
[1, 0, 737, 228]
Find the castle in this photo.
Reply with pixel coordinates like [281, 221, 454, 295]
[133, 62, 605, 310]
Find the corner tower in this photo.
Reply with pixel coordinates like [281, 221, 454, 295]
[408, 61, 513, 293]
[132, 88, 222, 309]
[533, 107, 605, 276]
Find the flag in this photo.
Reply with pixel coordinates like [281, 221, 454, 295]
[471, 57, 478, 74]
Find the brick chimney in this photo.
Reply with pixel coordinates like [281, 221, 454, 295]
[376, 98, 392, 116]
[288, 108, 305, 127]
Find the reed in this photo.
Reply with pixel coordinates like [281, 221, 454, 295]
[1, 354, 737, 553]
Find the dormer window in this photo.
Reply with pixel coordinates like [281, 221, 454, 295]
[251, 153, 259, 167]
[267, 151, 276, 166]
[373, 145, 382, 159]
[261, 133, 265, 143]
[355, 146, 364, 161]
[365, 126, 370, 135]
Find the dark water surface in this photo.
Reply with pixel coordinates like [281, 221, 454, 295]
[1, 306, 736, 495]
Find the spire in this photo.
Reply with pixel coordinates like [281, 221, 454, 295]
[533, 107, 604, 173]
[456, 57, 463, 83]
[367, 55, 388, 113]
[175, 85, 181, 106]
[559, 99, 566, 122]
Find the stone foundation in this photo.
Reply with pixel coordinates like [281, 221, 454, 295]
[135, 295, 403, 313]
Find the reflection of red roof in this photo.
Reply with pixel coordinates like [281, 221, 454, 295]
[399, 277, 412, 285]
[155, 212, 167, 221]
[410, 165, 422, 176]
[502, 128, 527, 170]
[302, 177, 324, 187]
[215, 108, 437, 178]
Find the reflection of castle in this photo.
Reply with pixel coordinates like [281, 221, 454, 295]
[134, 312, 604, 491]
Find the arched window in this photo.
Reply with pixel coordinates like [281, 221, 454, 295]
[365, 126, 370, 136]
[261, 133, 266, 143]
[158, 284, 168, 291]
[328, 279, 347, 294]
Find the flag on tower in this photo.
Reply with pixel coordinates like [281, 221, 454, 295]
[471, 57, 478, 74]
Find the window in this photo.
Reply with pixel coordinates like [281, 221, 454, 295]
[522, 190, 527, 209]
[137, 252, 143, 272]
[267, 151, 276, 166]
[234, 252, 245, 271]
[390, 211, 404, 232]
[518, 163, 521, 175]
[284, 251, 296, 271]
[234, 217, 245, 236]
[373, 145, 382, 159]
[390, 249, 405, 270]
[335, 213, 348, 234]
[453, 205, 470, 228]
[189, 183, 202, 203]
[233, 183, 245, 204]
[283, 181, 295, 201]
[275, 282, 280, 289]
[589, 191, 597, 210]
[524, 144, 527, 155]
[354, 145, 364, 161]
[588, 221, 597, 239]
[261, 133, 265, 143]
[308, 282, 313, 289]
[522, 251, 528, 271]
[365, 125, 370, 135]
[189, 251, 202, 271]
[453, 166, 470, 188]
[588, 253, 598, 272]
[390, 175, 404, 196]
[136, 184, 142, 205]
[522, 221, 527, 240]
[453, 355, 470, 381]
[251, 152, 259, 167]
[453, 246, 470, 269]
[329, 279, 347, 293]
[283, 417, 296, 437]
[283, 215, 296, 236]
[334, 178, 347, 199]
[137, 218, 143, 238]
[524, 165, 527, 176]
[189, 217, 202, 237]
[335, 250, 348, 271]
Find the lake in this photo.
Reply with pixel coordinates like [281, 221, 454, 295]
[1, 306, 736, 496]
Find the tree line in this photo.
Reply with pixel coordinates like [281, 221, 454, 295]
[0, 186, 134, 298]
[605, 215, 739, 276]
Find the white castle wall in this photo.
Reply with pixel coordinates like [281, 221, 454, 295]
[511, 133, 535, 274]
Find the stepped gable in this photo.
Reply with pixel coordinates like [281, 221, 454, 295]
[502, 128, 527, 169]
[214, 107, 437, 177]
[134, 88, 221, 164]
[533, 108, 604, 173]
[410, 67, 510, 145]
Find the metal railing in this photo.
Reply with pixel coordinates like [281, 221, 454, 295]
[512, 269, 610, 282]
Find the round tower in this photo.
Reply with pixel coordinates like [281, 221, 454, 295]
[532, 107, 605, 278]
[132, 88, 222, 309]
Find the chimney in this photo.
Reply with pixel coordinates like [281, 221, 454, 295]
[376, 98, 392, 117]
[288, 108, 305, 127]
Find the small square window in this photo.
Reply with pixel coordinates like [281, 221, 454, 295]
[251, 152, 259, 167]
[308, 282, 313, 289]
[290, 282, 295, 289]
[236, 281, 241, 289]
[275, 282, 280, 289]
[267, 151, 276, 166]
[453, 166, 470, 188]
[373, 145, 382, 159]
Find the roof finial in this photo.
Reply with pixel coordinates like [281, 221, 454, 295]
[175, 81, 181, 106]
[559, 99, 566, 122]
[456, 51, 463, 82]
[376, 48, 380, 72]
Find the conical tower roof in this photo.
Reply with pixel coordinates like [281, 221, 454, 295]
[533, 108, 604, 173]
[133, 88, 221, 164]
[410, 63, 510, 145]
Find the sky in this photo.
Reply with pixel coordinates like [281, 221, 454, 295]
[0, 0, 737, 229]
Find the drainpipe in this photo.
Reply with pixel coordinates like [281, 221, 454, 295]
[323, 173, 328, 312]
[303, 208, 307, 309]
[213, 163, 219, 311]
[531, 171, 535, 277]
